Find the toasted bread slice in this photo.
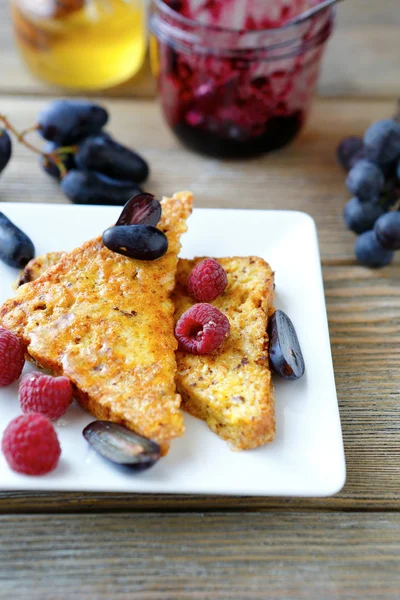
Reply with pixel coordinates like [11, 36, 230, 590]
[16, 251, 275, 451]
[173, 257, 275, 451]
[1, 192, 193, 450]
[16, 252, 66, 288]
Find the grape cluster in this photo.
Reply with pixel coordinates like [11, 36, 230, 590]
[338, 115, 400, 268]
[0, 100, 150, 206]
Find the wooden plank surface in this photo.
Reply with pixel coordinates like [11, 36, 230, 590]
[0, 512, 399, 599]
[1, 0, 400, 98]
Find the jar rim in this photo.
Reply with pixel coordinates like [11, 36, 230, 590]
[150, 1, 334, 60]
[152, 0, 334, 36]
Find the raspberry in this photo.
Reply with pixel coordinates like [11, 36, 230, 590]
[2, 414, 61, 475]
[19, 372, 73, 420]
[188, 259, 228, 302]
[188, 258, 228, 302]
[0, 327, 25, 387]
[175, 303, 230, 354]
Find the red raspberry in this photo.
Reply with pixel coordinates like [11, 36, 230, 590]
[0, 327, 25, 387]
[19, 372, 73, 420]
[2, 414, 61, 475]
[188, 258, 228, 302]
[175, 303, 230, 354]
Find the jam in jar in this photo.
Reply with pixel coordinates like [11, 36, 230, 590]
[150, 0, 334, 158]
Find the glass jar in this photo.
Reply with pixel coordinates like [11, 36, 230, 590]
[149, 0, 334, 158]
[10, 0, 147, 90]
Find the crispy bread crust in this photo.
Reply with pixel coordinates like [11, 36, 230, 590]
[16, 252, 66, 288]
[14, 232, 275, 452]
[173, 257, 275, 451]
[1, 192, 193, 450]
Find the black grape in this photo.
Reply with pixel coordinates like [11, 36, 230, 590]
[102, 225, 168, 261]
[364, 119, 400, 166]
[93, 172, 143, 189]
[374, 212, 400, 250]
[336, 136, 364, 171]
[116, 193, 161, 227]
[40, 142, 76, 180]
[343, 198, 386, 234]
[37, 100, 108, 144]
[380, 176, 400, 208]
[268, 310, 305, 380]
[75, 134, 149, 183]
[346, 160, 384, 203]
[355, 231, 394, 268]
[0, 129, 12, 174]
[0, 212, 35, 268]
[60, 170, 142, 206]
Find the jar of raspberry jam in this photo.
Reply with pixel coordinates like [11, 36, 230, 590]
[149, 0, 334, 158]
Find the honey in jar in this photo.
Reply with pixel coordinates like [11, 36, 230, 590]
[10, 0, 146, 89]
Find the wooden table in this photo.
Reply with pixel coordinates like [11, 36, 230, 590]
[0, 1, 399, 597]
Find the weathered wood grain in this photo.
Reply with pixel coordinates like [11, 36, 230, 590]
[1, 96, 398, 263]
[1, 0, 400, 98]
[0, 265, 398, 512]
[0, 512, 399, 599]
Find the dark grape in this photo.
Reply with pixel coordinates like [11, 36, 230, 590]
[40, 142, 76, 180]
[102, 225, 168, 261]
[336, 136, 365, 171]
[93, 172, 145, 189]
[116, 193, 161, 227]
[0, 129, 12, 174]
[380, 175, 400, 208]
[37, 100, 108, 144]
[374, 212, 400, 250]
[0, 212, 35, 268]
[75, 134, 149, 183]
[346, 160, 384, 203]
[355, 231, 394, 268]
[268, 310, 305, 381]
[60, 170, 142, 206]
[83, 421, 160, 471]
[364, 119, 400, 166]
[343, 198, 386, 234]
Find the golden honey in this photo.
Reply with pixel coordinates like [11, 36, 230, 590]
[11, 0, 146, 90]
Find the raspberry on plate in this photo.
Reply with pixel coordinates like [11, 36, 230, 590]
[2, 414, 61, 475]
[188, 258, 228, 302]
[19, 372, 73, 420]
[0, 327, 25, 387]
[175, 303, 230, 354]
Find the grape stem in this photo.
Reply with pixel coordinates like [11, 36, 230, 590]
[0, 114, 76, 179]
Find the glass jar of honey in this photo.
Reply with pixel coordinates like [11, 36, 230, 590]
[10, 0, 147, 90]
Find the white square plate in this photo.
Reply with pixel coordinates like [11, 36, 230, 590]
[0, 204, 345, 497]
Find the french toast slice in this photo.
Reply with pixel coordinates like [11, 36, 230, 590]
[16, 251, 66, 288]
[16, 251, 275, 451]
[1, 191, 193, 451]
[173, 257, 275, 451]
